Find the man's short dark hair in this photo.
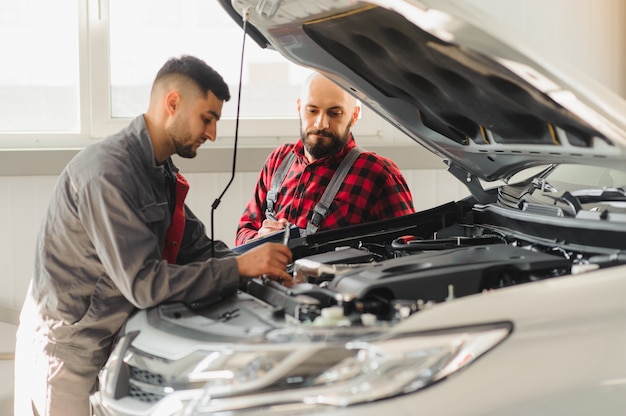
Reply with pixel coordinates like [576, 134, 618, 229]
[154, 55, 231, 101]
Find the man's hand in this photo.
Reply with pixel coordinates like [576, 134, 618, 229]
[236, 242, 293, 285]
[257, 218, 290, 238]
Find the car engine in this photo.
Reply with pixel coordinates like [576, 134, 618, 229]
[169, 195, 624, 333]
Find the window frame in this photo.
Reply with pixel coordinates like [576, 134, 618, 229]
[0, 0, 388, 151]
[0, 0, 91, 149]
[90, 0, 386, 145]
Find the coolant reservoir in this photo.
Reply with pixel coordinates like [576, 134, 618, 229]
[312, 306, 349, 326]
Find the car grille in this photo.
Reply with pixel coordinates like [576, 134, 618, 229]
[128, 366, 167, 403]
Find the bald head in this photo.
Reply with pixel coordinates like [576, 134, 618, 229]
[300, 73, 357, 111]
[298, 72, 361, 161]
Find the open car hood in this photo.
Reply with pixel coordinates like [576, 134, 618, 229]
[222, 0, 626, 181]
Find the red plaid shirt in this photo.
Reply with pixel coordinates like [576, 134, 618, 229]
[236, 135, 415, 245]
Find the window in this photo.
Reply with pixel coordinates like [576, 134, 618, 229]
[99, 0, 329, 141]
[108, 0, 311, 119]
[0, 0, 79, 133]
[0, 0, 390, 149]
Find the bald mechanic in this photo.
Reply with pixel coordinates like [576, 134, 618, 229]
[14, 55, 292, 416]
[236, 72, 415, 245]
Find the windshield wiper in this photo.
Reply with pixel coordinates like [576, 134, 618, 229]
[531, 177, 559, 193]
[571, 188, 626, 203]
[540, 188, 626, 217]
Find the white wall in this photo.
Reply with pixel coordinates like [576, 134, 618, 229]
[467, 0, 626, 95]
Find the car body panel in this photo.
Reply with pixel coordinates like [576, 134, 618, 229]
[94, 264, 626, 415]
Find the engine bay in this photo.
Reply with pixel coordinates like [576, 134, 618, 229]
[245, 231, 575, 326]
[214, 198, 624, 328]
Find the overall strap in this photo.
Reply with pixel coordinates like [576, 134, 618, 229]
[305, 146, 363, 235]
[265, 151, 296, 221]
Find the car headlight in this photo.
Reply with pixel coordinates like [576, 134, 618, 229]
[99, 322, 510, 415]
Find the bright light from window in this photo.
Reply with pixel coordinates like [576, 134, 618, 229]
[109, 0, 312, 119]
[0, 0, 79, 132]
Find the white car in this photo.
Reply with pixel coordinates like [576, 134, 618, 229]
[91, 0, 626, 415]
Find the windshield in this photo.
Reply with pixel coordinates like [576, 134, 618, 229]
[547, 164, 626, 190]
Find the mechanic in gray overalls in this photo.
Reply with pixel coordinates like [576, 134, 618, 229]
[14, 55, 293, 416]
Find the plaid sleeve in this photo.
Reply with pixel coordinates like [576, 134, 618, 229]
[356, 154, 414, 220]
[376, 165, 415, 218]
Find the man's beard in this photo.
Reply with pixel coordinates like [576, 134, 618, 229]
[174, 140, 196, 159]
[300, 122, 351, 160]
[167, 118, 197, 159]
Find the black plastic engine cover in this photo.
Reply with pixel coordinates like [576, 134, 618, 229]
[329, 244, 572, 303]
